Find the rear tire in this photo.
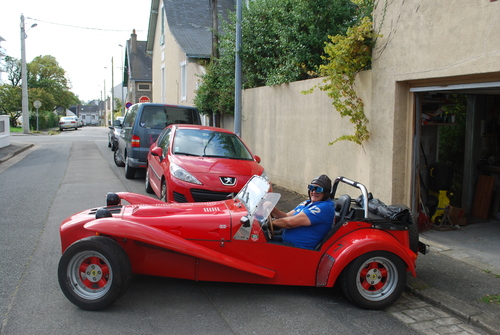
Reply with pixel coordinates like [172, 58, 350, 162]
[114, 150, 125, 167]
[124, 156, 136, 179]
[58, 236, 132, 310]
[340, 251, 406, 310]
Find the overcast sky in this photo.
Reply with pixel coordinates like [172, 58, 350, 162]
[1, 0, 151, 102]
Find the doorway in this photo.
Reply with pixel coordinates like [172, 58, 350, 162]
[411, 81, 500, 226]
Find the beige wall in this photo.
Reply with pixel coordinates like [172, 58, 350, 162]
[241, 0, 500, 203]
[242, 73, 373, 198]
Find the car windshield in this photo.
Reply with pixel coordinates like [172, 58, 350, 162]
[234, 175, 280, 241]
[173, 129, 253, 160]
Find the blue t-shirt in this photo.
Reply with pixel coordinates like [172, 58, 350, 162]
[282, 198, 335, 249]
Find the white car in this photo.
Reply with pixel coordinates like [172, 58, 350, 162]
[59, 116, 78, 131]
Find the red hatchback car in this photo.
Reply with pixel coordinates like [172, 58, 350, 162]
[145, 125, 267, 202]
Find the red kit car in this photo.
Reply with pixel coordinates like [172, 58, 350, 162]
[58, 176, 426, 310]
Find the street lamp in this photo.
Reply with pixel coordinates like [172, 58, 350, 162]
[20, 14, 37, 134]
[118, 44, 125, 114]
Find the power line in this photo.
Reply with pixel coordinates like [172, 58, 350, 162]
[26, 17, 146, 32]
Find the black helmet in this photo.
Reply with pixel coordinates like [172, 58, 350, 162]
[309, 174, 332, 201]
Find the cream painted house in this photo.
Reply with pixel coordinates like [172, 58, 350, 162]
[146, 0, 234, 115]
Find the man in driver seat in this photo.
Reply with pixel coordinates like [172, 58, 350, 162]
[271, 175, 335, 249]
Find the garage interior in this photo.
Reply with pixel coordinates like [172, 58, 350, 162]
[412, 81, 500, 230]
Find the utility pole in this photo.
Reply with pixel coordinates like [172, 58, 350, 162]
[20, 14, 29, 134]
[111, 57, 115, 124]
[234, 0, 242, 136]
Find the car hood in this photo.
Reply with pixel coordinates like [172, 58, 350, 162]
[172, 156, 263, 176]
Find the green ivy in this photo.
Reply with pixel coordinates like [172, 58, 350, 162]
[305, 0, 381, 145]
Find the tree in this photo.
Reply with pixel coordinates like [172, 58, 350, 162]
[0, 55, 79, 127]
[194, 0, 357, 117]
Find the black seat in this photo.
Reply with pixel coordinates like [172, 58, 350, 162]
[335, 194, 352, 225]
[315, 194, 351, 250]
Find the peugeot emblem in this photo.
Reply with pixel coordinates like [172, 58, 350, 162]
[220, 177, 236, 186]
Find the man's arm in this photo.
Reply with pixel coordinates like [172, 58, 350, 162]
[272, 212, 311, 229]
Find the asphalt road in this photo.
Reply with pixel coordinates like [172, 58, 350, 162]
[0, 127, 421, 334]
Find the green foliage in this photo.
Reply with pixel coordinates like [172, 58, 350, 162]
[316, 16, 377, 145]
[0, 54, 79, 127]
[195, 0, 357, 116]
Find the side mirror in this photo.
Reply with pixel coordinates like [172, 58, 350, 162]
[254, 155, 261, 163]
[150, 146, 163, 157]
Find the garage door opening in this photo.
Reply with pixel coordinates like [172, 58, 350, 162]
[411, 81, 500, 229]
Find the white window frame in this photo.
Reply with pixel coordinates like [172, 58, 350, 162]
[180, 60, 187, 102]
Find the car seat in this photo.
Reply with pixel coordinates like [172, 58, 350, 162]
[314, 194, 352, 250]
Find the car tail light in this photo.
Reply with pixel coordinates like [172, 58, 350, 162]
[131, 135, 140, 147]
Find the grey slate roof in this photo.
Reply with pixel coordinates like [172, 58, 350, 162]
[127, 40, 152, 82]
[147, 0, 235, 58]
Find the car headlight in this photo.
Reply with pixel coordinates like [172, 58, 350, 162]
[170, 163, 202, 185]
[260, 170, 269, 181]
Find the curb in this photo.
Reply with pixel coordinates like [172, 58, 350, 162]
[406, 277, 500, 335]
[405, 236, 500, 335]
[0, 143, 34, 164]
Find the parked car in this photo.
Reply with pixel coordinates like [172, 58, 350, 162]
[146, 124, 267, 202]
[76, 118, 83, 128]
[59, 116, 78, 131]
[114, 103, 202, 179]
[107, 116, 124, 150]
[57, 175, 426, 311]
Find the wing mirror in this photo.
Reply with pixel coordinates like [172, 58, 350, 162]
[150, 146, 163, 157]
[254, 155, 261, 163]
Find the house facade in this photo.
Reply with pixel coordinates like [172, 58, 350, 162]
[123, 30, 152, 106]
[146, 0, 234, 112]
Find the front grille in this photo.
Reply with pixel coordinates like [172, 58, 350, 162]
[191, 189, 232, 202]
[173, 191, 188, 203]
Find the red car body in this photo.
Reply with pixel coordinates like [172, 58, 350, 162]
[146, 125, 266, 202]
[58, 176, 425, 311]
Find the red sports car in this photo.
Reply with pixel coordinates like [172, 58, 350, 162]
[145, 124, 267, 202]
[57, 175, 426, 311]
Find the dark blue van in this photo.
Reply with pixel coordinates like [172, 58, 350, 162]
[114, 103, 202, 179]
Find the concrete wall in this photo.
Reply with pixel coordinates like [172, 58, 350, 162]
[242, 73, 373, 198]
[240, 0, 500, 203]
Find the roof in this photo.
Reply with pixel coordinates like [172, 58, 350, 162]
[126, 40, 152, 82]
[146, 0, 235, 58]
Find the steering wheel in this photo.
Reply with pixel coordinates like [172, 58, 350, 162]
[263, 215, 274, 240]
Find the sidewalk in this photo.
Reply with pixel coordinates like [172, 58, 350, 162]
[272, 184, 500, 335]
[0, 141, 34, 164]
[1, 143, 499, 334]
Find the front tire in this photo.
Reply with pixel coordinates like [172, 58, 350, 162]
[340, 251, 406, 310]
[58, 236, 132, 310]
[145, 168, 154, 194]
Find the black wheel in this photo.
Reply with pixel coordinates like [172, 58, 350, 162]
[340, 251, 406, 310]
[58, 236, 132, 310]
[124, 156, 136, 179]
[114, 150, 125, 167]
[160, 179, 167, 202]
[392, 204, 419, 254]
[145, 168, 154, 194]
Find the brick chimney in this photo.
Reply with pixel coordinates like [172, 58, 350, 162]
[131, 29, 137, 53]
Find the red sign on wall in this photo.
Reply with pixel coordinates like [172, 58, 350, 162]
[139, 96, 150, 103]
